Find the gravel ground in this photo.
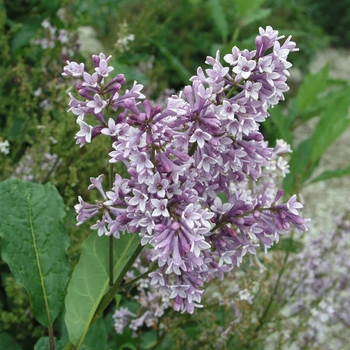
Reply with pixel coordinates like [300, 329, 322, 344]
[293, 48, 350, 233]
[290, 48, 350, 348]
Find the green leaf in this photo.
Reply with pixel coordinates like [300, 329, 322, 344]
[0, 332, 22, 350]
[217, 192, 228, 203]
[115, 293, 122, 307]
[83, 316, 108, 350]
[140, 330, 157, 349]
[235, 0, 265, 17]
[269, 237, 304, 253]
[118, 343, 138, 350]
[268, 104, 293, 144]
[65, 232, 141, 347]
[296, 65, 329, 113]
[208, 0, 229, 43]
[110, 59, 148, 85]
[242, 8, 271, 27]
[309, 165, 350, 184]
[0, 179, 70, 327]
[10, 18, 43, 55]
[311, 89, 350, 163]
[34, 337, 63, 350]
[283, 139, 315, 196]
[151, 40, 190, 85]
[299, 85, 346, 123]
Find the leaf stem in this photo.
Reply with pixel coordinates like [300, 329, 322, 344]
[119, 264, 158, 291]
[109, 163, 114, 286]
[254, 248, 290, 333]
[48, 323, 55, 350]
[62, 342, 74, 350]
[91, 243, 144, 325]
[109, 235, 114, 286]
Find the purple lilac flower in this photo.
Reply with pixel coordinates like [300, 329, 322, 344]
[63, 27, 307, 314]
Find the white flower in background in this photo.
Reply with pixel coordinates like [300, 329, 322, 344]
[0, 140, 10, 155]
[115, 21, 134, 53]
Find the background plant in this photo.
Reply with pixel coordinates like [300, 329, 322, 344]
[1, 0, 350, 349]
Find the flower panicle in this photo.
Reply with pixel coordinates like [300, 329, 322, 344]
[63, 26, 308, 314]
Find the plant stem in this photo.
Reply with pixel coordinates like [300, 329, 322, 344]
[119, 264, 158, 291]
[90, 243, 144, 325]
[254, 249, 290, 333]
[48, 323, 55, 350]
[109, 163, 114, 286]
[62, 342, 74, 350]
[109, 235, 114, 286]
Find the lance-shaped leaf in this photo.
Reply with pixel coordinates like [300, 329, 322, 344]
[208, 0, 228, 43]
[296, 64, 329, 113]
[34, 337, 63, 350]
[65, 232, 141, 347]
[0, 179, 70, 327]
[311, 87, 350, 164]
[309, 164, 350, 184]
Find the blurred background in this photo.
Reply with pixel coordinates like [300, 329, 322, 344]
[1, 0, 350, 349]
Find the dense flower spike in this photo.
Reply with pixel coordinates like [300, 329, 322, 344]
[63, 27, 307, 314]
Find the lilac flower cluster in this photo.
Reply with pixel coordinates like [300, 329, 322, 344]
[63, 27, 307, 314]
[112, 138, 294, 335]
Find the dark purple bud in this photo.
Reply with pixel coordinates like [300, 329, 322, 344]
[282, 221, 291, 230]
[128, 167, 137, 177]
[92, 54, 100, 67]
[91, 125, 103, 140]
[168, 148, 190, 162]
[158, 153, 173, 173]
[279, 210, 287, 219]
[155, 224, 166, 232]
[272, 189, 284, 205]
[164, 129, 173, 138]
[218, 238, 226, 248]
[255, 35, 272, 58]
[194, 183, 204, 194]
[171, 222, 180, 231]
[246, 132, 264, 141]
[105, 83, 122, 94]
[179, 235, 190, 252]
[234, 217, 245, 225]
[116, 213, 129, 224]
[137, 113, 146, 122]
[124, 98, 140, 114]
[227, 227, 237, 237]
[146, 130, 153, 144]
[78, 88, 94, 100]
[105, 74, 126, 89]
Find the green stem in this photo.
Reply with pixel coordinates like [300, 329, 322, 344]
[225, 84, 239, 99]
[188, 141, 198, 157]
[109, 235, 114, 286]
[120, 264, 158, 291]
[255, 249, 290, 333]
[109, 163, 114, 286]
[91, 243, 144, 325]
[62, 343, 74, 350]
[62, 243, 144, 350]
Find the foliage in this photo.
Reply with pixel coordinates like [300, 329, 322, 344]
[65, 0, 329, 96]
[263, 65, 350, 196]
[1, 0, 350, 349]
[307, 0, 350, 47]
